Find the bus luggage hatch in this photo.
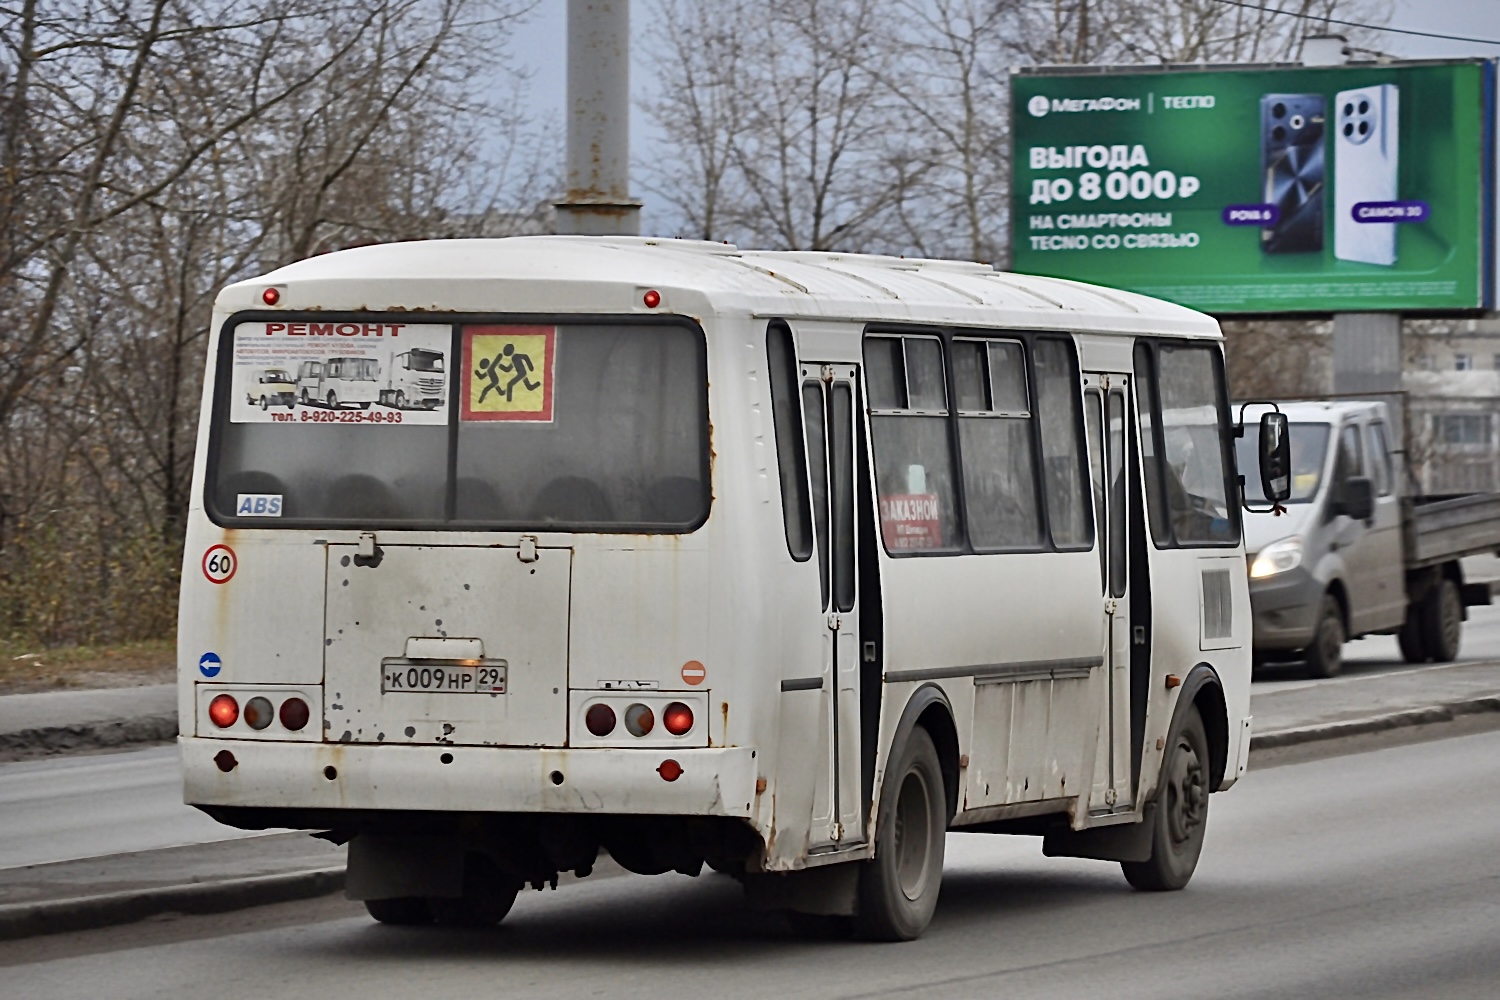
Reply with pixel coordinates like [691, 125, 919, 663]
[323, 542, 570, 747]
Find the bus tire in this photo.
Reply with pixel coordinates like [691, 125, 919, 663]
[1420, 578, 1462, 664]
[428, 854, 518, 927]
[364, 897, 433, 925]
[854, 726, 945, 941]
[1302, 594, 1344, 679]
[395, 391, 406, 409]
[327, 391, 338, 409]
[1122, 705, 1209, 892]
[1397, 608, 1428, 664]
[259, 396, 268, 410]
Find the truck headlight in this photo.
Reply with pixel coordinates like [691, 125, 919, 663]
[1249, 536, 1303, 579]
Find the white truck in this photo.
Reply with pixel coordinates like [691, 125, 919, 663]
[1238, 400, 1500, 677]
[378, 347, 446, 410]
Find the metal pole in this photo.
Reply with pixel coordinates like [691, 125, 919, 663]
[554, 0, 642, 236]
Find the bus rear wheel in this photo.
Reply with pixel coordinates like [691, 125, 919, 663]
[364, 897, 432, 925]
[428, 854, 519, 927]
[1123, 705, 1209, 892]
[854, 726, 946, 941]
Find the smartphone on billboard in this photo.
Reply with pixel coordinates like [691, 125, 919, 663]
[1260, 93, 1326, 254]
[1334, 84, 1400, 266]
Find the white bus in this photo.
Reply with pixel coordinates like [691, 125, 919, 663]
[180, 237, 1286, 940]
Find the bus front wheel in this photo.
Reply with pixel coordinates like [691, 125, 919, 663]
[1123, 705, 1208, 892]
[854, 726, 946, 941]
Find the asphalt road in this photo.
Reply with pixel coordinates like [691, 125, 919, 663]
[4, 727, 1497, 999]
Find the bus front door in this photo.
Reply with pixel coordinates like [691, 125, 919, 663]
[802, 363, 864, 848]
[1085, 375, 1135, 813]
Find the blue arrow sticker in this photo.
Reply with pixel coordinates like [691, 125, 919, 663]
[199, 652, 222, 679]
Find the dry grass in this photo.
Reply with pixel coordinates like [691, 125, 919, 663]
[0, 639, 174, 695]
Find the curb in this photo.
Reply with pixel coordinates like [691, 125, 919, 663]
[0, 714, 177, 761]
[1250, 695, 1500, 751]
[0, 867, 344, 941]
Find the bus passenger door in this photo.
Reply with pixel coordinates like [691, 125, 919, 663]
[1085, 375, 1134, 813]
[802, 363, 864, 848]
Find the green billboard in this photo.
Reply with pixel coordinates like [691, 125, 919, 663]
[1010, 61, 1495, 313]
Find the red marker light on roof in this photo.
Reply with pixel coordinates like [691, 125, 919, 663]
[643, 289, 661, 308]
[209, 694, 239, 728]
[262, 287, 280, 305]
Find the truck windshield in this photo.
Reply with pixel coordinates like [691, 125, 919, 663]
[1236, 422, 1329, 505]
[407, 350, 444, 372]
[210, 319, 708, 531]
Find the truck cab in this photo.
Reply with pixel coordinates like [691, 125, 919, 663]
[1238, 401, 1406, 676]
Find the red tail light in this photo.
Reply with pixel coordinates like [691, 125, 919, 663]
[663, 702, 693, 736]
[209, 694, 239, 728]
[279, 697, 310, 731]
[585, 703, 617, 737]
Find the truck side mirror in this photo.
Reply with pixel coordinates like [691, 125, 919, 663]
[1339, 476, 1375, 522]
[1258, 412, 1291, 503]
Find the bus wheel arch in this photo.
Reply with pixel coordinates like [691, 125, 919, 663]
[883, 684, 959, 825]
[1180, 663, 1229, 792]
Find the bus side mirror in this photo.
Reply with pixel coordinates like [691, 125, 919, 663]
[1259, 412, 1291, 504]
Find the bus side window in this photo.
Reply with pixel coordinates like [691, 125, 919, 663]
[767, 322, 813, 560]
[1033, 337, 1091, 549]
[1135, 341, 1240, 547]
[865, 334, 960, 554]
[953, 338, 1041, 550]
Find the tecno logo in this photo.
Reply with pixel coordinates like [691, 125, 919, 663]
[1028, 95, 1143, 117]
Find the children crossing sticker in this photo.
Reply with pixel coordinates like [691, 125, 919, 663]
[462, 326, 555, 422]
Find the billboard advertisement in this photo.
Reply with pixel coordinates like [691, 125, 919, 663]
[1010, 60, 1495, 313]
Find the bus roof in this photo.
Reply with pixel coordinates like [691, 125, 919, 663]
[225, 236, 1220, 340]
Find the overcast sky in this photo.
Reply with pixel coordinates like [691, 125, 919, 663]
[505, 0, 1500, 227]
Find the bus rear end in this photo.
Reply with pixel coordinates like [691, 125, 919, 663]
[179, 298, 758, 923]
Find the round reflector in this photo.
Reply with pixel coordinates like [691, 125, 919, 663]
[585, 703, 617, 737]
[262, 287, 280, 305]
[643, 289, 661, 308]
[243, 696, 274, 730]
[279, 697, 310, 731]
[624, 703, 655, 737]
[208, 694, 239, 728]
[657, 759, 683, 782]
[663, 701, 693, 736]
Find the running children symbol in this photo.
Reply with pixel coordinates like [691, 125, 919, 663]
[462, 326, 555, 422]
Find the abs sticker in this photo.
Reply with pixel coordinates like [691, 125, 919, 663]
[202, 544, 237, 584]
[199, 652, 222, 679]
[462, 325, 555, 422]
[236, 493, 282, 517]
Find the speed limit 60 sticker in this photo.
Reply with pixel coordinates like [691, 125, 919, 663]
[202, 544, 237, 584]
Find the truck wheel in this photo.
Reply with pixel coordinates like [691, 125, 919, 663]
[364, 897, 433, 925]
[395, 391, 406, 409]
[1420, 578, 1462, 664]
[1397, 610, 1428, 664]
[854, 726, 946, 941]
[1122, 705, 1209, 892]
[1303, 595, 1344, 679]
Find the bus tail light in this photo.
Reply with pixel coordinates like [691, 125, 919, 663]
[243, 696, 274, 730]
[585, 703, 617, 737]
[209, 694, 239, 728]
[279, 697, 310, 731]
[624, 703, 654, 737]
[663, 702, 693, 736]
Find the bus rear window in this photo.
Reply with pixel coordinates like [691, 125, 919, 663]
[209, 319, 709, 531]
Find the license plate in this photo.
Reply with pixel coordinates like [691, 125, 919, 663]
[382, 661, 506, 694]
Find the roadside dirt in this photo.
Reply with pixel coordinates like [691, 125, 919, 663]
[0, 641, 173, 695]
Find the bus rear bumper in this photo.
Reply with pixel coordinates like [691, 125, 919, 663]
[181, 738, 759, 819]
